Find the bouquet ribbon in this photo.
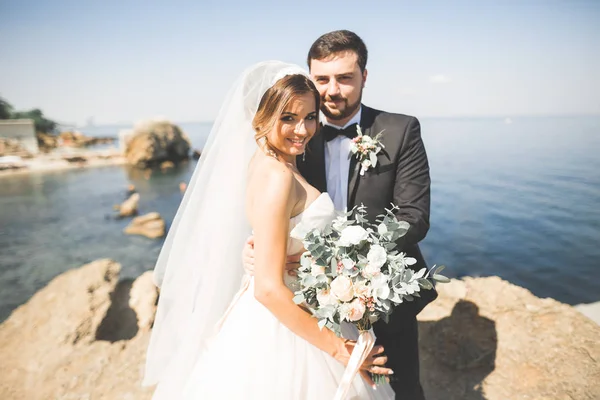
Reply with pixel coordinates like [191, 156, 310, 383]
[333, 330, 376, 400]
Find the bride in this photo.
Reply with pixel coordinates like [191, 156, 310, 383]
[143, 61, 395, 399]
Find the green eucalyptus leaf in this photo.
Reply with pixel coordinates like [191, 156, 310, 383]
[293, 294, 305, 304]
[432, 264, 445, 274]
[433, 274, 451, 283]
[303, 275, 317, 287]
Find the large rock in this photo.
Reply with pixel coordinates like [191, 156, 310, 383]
[0, 259, 159, 400]
[0, 138, 32, 158]
[116, 193, 140, 218]
[2, 266, 598, 400]
[59, 130, 115, 147]
[124, 212, 166, 239]
[124, 118, 191, 168]
[35, 132, 58, 152]
[418, 277, 600, 400]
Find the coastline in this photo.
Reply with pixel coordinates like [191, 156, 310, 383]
[1, 262, 598, 399]
[0, 148, 127, 177]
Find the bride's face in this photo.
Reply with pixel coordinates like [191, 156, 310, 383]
[267, 93, 317, 161]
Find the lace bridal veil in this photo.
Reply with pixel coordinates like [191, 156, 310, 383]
[143, 61, 309, 389]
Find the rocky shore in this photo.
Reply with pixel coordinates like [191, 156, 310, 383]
[0, 148, 127, 176]
[1, 260, 598, 400]
[0, 118, 193, 176]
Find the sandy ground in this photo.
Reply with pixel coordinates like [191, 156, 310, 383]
[0, 148, 127, 177]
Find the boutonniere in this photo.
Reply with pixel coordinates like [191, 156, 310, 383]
[350, 126, 385, 176]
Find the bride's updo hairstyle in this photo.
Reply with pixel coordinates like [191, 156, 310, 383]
[252, 74, 320, 157]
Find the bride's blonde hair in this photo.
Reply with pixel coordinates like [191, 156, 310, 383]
[252, 74, 320, 157]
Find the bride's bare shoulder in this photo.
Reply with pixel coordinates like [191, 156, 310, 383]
[249, 155, 293, 190]
[247, 155, 295, 212]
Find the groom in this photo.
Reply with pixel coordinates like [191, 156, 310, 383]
[298, 30, 436, 399]
[244, 30, 436, 399]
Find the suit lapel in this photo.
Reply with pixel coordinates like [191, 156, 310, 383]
[347, 105, 375, 207]
[298, 125, 327, 193]
[313, 130, 327, 193]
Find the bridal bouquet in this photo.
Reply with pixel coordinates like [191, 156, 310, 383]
[290, 204, 447, 335]
[290, 205, 447, 389]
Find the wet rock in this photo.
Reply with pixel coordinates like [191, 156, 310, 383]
[123, 212, 165, 239]
[124, 118, 191, 168]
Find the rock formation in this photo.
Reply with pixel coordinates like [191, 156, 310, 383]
[124, 118, 191, 168]
[1, 264, 598, 399]
[59, 131, 115, 147]
[124, 212, 166, 239]
[116, 193, 140, 218]
[0, 259, 158, 400]
[0, 138, 32, 158]
[418, 277, 600, 399]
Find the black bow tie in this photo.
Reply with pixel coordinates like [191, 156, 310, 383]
[321, 123, 359, 142]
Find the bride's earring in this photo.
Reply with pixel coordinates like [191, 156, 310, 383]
[293, 126, 306, 162]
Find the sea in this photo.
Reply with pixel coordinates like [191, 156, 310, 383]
[0, 116, 599, 322]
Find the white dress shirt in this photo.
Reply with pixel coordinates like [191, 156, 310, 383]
[322, 107, 362, 211]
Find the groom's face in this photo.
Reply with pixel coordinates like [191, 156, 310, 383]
[309, 51, 367, 124]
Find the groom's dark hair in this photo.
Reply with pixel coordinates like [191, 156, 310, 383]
[307, 30, 368, 73]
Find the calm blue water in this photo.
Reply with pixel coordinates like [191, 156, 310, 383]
[1, 117, 599, 321]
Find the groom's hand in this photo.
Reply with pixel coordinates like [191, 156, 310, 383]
[242, 236, 302, 276]
[338, 341, 392, 388]
[285, 253, 302, 276]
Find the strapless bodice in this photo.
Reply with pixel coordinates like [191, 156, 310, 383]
[287, 193, 336, 255]
[283, 193, 335, 291]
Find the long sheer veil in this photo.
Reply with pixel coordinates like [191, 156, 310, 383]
[143, 61, 309, 390]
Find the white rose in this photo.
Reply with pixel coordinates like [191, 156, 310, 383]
[330, 275, 354, 302]
[367, 245, 387, 269]
[332, 214, 348, 232]
[311, 264, 326, 277]
[370, 273, 390, 300]
[316, 288, 337, 306]
[347, 298, 366, 322]
[338, 225, 368, 247]
[363, 262, 382, 278]
[339, 302, 352, 322]
[353, 280, 371, 298]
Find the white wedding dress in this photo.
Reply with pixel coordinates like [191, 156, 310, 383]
[174, 193, 394, 399]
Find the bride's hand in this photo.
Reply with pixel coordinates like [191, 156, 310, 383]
[334, 339, 393, 387]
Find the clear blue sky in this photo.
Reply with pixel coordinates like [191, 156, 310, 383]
[1, 0, 599, 125]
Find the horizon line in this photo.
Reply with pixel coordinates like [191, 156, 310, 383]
[59, 113, 600, 128]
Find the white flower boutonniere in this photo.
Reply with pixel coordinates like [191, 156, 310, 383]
[350, 126, 385, 176]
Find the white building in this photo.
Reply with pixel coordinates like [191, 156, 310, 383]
[0, 119, 39, 154]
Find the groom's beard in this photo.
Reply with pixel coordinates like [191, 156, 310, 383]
[321, 92, 362, 122]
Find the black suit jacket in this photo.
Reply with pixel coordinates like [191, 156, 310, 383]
[297, 105, 437, 325]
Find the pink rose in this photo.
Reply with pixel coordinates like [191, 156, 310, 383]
[347, 298, 366, 322]
[316, 288, 337, 306]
